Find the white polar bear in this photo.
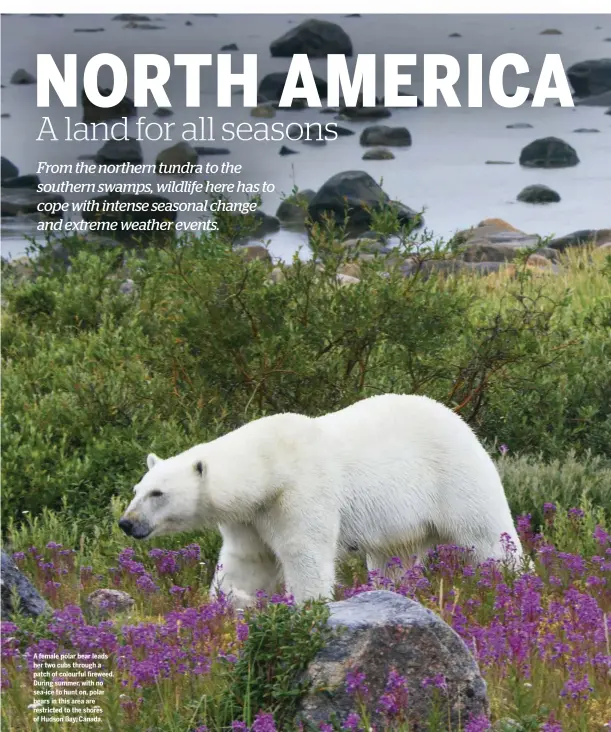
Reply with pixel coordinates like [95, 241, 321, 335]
[119, 394, 523, 607]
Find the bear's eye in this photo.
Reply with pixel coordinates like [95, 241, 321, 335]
[150, 490, 163, 498]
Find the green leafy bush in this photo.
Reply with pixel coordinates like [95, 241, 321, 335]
[2, 222, 610, 527]
[217, 600, 333, 728]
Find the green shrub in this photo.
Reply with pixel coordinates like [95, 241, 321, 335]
[499, 451, 611, 527]
[2, 222, 610, 528]
[216, 599, 333, 728]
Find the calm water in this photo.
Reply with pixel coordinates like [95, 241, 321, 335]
[1, 13, 610, 260]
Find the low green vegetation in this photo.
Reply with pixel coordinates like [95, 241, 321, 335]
[2, 217, 610, 524]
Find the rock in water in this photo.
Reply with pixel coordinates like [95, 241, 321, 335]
[2, 175, 41, 189]
[94, 138, 143, 164]
[1, 550, 49, 618]
[298, 590, 488, 729]
[155, 142, 198, 171]
[519, 137, 579, 168]
[1, 189, 65, 218]
[517, 184, 561, 203]
[574, 89, 611, 107]
[360, 125, 411, 147]
[10, 69, 36, 85]
[112, 13, 150, 20]
[308, 170, 421, 233]
[566, 58, 611, 97]
[362, 147, 395, 160]
[1, 157, 20, 182]
[276, 189, 316, 226]
[340, 106, 392, 120]
[270, 19, 353, 57]
[258, 71, 328, 102]
[250, 104, 276, 118]
[548, 229, 611, 251]
[81, 87, 136, 124]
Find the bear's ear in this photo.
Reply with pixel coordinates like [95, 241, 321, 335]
[147, 453, 162, 471]
[194, 460, 206, 478]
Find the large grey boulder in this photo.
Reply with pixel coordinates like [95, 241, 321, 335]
[566, 58, 611, 97]
[308, 170, 421, 233]
[270, 19, 353, 57]
[454, 220, 558, 262]
[519, 137, 579, 168]
[299, 591, 488, 729]
[1, 550, 49, 619]
[548, 229, 611, 251]
[574, 89, 611, 106]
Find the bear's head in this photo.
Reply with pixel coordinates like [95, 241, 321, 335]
[118, 452, 207, 539]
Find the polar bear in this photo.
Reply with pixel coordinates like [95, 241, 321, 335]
[118, 394, 523, 607]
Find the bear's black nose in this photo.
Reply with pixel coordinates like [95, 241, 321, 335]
[118, 519, 133, 536]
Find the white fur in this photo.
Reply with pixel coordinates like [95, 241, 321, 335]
[121, 394, 523, 606]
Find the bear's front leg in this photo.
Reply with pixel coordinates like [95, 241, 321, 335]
[210, 523, 279, 609]
[259, 502, 340, 604]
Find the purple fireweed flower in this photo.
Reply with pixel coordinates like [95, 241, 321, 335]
[560, 675, 593, 705]
[231, 722, 248, 731]
[318, 725, 334, 732]
[136, 574, 159, 593]
[342, 713, 364, 731]
[345, 668, 369, 697]
[149, 548, 180, 575]
[12, 551, 25, 562]
[464, 714, 492, 731]
[180, 543, 201, 562]
[500, 532, 518, 556]
[377, 668, 409, 719]
[568, 507, 585, 521]
[593, 525, 610, 547]
[498, 444, 509, 456]
[541, 714, 563, 731]
[251, 712, 277, 732]
[237, 622, 249, 642]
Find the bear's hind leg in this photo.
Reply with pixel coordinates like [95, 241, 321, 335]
[210, 523, 279, 609]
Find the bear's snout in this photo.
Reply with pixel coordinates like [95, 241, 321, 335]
[118, 516, 152, 539]
[118, 518, 134, 536]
